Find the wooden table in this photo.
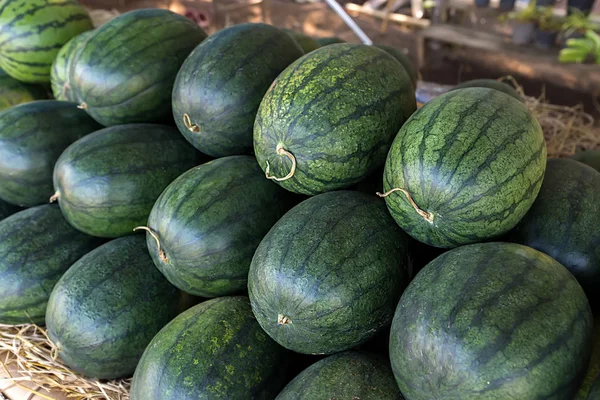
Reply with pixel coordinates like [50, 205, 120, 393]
[417, 24, 600, 95]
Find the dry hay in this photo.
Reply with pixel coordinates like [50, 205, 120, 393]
[500, 76, 600, 158]
[0, 324, 130, 400]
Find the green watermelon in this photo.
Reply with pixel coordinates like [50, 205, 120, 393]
[284, 29, 320, 53]
[0, 0, 93, 83]
[375, 44, 418, 87]
[46, 235, 183, 379]
[508, 158, 600, 308]
[0, 205, 101, 325]
[382, 87, 546, 248]
[572, 150, 600, 172]
[316, 37, 345, 46]
[254, 43, 416, 195]
[0, 68, 47, 110]
[50, 30, 93, 101]
[276, 351, 403, 399]
[172, 23, 304, 157]
[0, 199, 21, 221]
[130, 296, 288, 400]
[588, 375, 600, 400]
[70, 9, 207, 126]
[451, 79, 522, 101]
[52, 123, 201, 238]
[144, 156, 292, 298]
[390, 242, 592, 400]
[248, 190, 411, 355]
[576, 317, 600, 399]
[0, 100, 101, 207]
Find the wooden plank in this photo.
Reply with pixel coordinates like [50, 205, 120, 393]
[345, 3, 431, 28]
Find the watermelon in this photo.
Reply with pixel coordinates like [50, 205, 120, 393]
[389, 242, 592, 400]
[451, 78, 522, 101]
[0, 205, 101, 325]
[316, 37, 345, 46]
[276, 351, 403, 399]
[572, 150, 600, 172]
[284, 29, 320, 53]
[0, 68, 47, 110]
[172, 23, 304, 157]
[70, 9, 207, 126]
[144, 155, 293, 298]
[375, 44, 418, 87]
[248, 190, 411, 355]
[588, 375, 600, 400]
[0, 199, 21, 221]
[576, 317, 600, 399]
[507, 158, 600, 308]
[382, 87, 546, 248]
[46, 235, 183, 379]
[130, 296, 288, 400]
[52, 123, 201, 238]
[0, 0, 93, 83]
[0, 100, 101, 207]
[254, 43, 416, 195]
[50, 30, 93, 101]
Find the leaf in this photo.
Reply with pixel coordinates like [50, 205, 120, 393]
[559, 48, 588, 63]
[565, 38, 595, 52]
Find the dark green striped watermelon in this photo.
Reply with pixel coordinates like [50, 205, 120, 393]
[254, 43, 416, 195]
[145, 155, 292, 298]
[507, 158, 600, 308]
[588, 375, 600, 400]
[0, 0, 93, 83]
[375, 44, 418, 88]
[248, 190, 411, 355]
[46, 235, 183, 379]
[172, 23, 304, 157]
[0, 68, 47, 110]
[50, 30, 93, 101]
[572, 150, 600, 172]
[0, 100, 101, 207]
[316, 37, 345, 46]
[276, 351, 403, 399]
[451, 79, 522, 101]
[0, 199, 20, 221]
[52, 123, 201, 238]
[0, 205, 101, 325]
[390, 242, 592, 400]
[576, 317, 600, 399]
[284, 29, 320, 53]
[130, 296, 288, 400]
[383, 87, 546, 248]
[70, 9, 207, 126]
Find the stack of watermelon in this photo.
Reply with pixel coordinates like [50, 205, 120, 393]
[1, 0, 599, 399]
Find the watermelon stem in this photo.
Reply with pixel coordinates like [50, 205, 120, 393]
[277, 314, 291, 325]
[183, 113, 200, 133]
[77, 103, 88, 110]
[133, 226, 168, 262]
[376, 188, 434, 223]
[265, 144, 296, 182]
[49, 191, 60, 203]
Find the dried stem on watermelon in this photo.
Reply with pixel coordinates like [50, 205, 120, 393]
[182, 113, 200, 133]
[377, 188, 434, 223]
[77, 103, 87, 110]
[48, 192, 59, 203]
[265, 144, 296, 182]
[133, 226, 168, 262]
[0, 324, 130, 400]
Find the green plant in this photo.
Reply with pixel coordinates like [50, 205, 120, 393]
[559, 29, 600, 64]
[502, 1, 540, 23]
[537, 7, 564, 31]
[561, 9, 599, 35]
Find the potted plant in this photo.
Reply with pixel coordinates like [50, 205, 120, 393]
[559, 29, 600, 63]
[535, 8, 563, 48]
[560, 9, 599, 42]
[503, 2, 540, 45]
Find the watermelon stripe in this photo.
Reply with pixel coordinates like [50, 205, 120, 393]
[0, 13, 91, 48]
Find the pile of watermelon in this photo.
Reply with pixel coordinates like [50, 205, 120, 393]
[1, 1, 600, 399]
